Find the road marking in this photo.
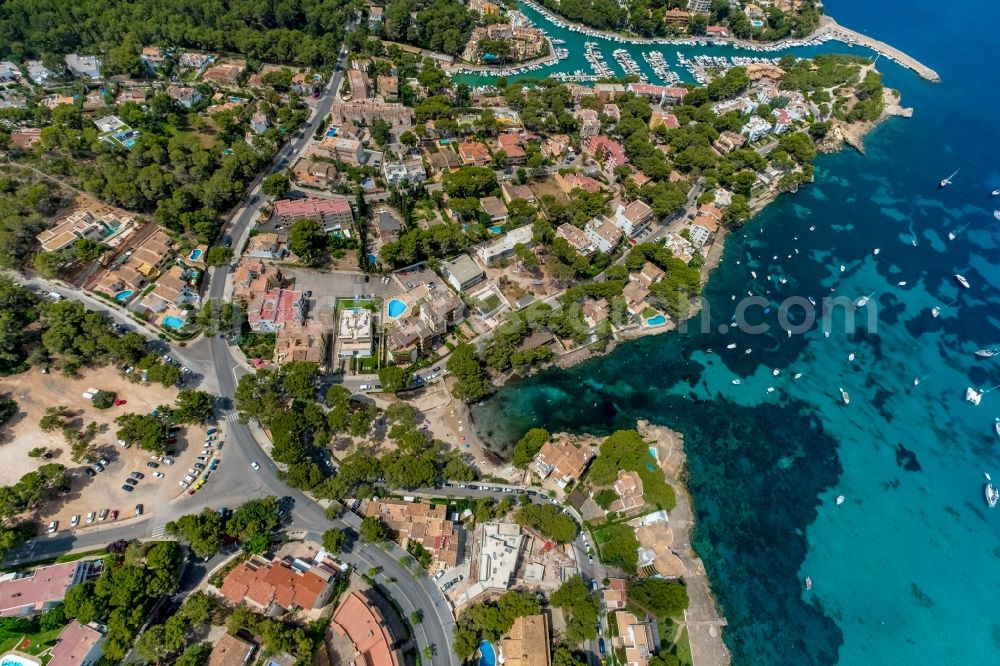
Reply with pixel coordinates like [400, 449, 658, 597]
[149, 519, 169, 539]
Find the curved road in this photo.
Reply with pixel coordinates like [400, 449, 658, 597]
[7, 28, 459, 665]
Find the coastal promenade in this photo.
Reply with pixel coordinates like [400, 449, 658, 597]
[815, 16, 940, 82]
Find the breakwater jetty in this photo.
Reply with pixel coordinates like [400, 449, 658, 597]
[816, 16, 940, 82]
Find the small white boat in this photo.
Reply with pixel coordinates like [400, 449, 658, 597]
[824, 331, 831, 338]
[744, 348, 752, 355]
[948, 231, 956, 240]
[809, 225, 816, 231]
[839, 265, 846, 272]
[805, 576, 812, 590]
[732, 379, 741, 385]
[994, 418, 1000, 437]
[767, 387, 775, 393]
[836, 495, 845, 505]
[839, 387, 850, 405]
[994, 210, 1000, 221]
[967, 387, 983, 406]
[955, 274, 971, 289]
[751, 271, 757, 279]
[898, 281, 907, 286]
[939, 169, 958, 188]
[873, 248, 880, 256]
[726, 343, 737, 349]
[794, 373, 803, 379]
[931, 306, 941, 318]
[914, 377, 921, 386]
[856, 293, 874, 307]
[772, 368, 780, 376]
[848, 352, 856, 362]
[992, 189, 1000, 196]
[986, 477, 998, 509]
[975, 347, 999, 358]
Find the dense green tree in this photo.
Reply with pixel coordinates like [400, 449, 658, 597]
[514, 504, 577, 543]
[511, 428, 550, 468]
[289, 217, 328, 267]
[261, 173, 290, 197]
[173, 390, 215, 424]
[322, 527, 347, 554]
[378, 365, 412, 392]
[551, 577, 600, 644]
[359, 515, 390, 543]
[166, 509, 223, 559]
[446, 344, 491, 402]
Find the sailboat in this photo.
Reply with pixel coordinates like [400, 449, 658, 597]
[992, 189, 1000, 196]
[839, 387, 850, 405]
[955, 274, 971, 289]
[985, 473, 998, 509]
[856, 292, 874, 307]
[975, 345, 1000, 358]
[939, 169, 959, 188]
[836, 495, 845, 505]
[994, 418, 1000, 437]
[994, 210, 1000, 221]
[805, 576, 812, 590]
[966, 387, 984, 406]
[931, 306, 941, 318]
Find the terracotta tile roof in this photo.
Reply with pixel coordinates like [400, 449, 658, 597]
[331, 591, 401, 666]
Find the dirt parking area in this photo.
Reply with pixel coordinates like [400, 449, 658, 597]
[0, 367, 214, 530]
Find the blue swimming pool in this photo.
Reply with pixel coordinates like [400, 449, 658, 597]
[387, 299, 407, 318]
[188, 248, 202, 261]
[162, 315, 185, 330]
[326, 127, 337, 137]
[367, 254, 377, 266]
[646, 315, 666, 326]
[478, 640, 496, 666]
[114, 289, 133, 302]
[1, 654, 38, 666]
[489, 225, 503, 234]
[123, 138, 137, 149]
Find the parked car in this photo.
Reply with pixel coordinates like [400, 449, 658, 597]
[86, 512, 96, 524]
[161, 458, 174, 466]
[98, 457, 109, 466]
[598, 639, 606, 655]
[47, 521, 57, 533]
[130, 471, 144, 480]
[98, 509, 109, 521]
[121, 485, 133, 492]
[178, 480, 189, 488]
[251, 461, 260, 470]
[153, 471, 164, 479]
[206, 428, 217, 435]
[70, 515, 80, 526]
[109, 510, 119, 520]
[193, 463, 206, 470]
[124, 478, 138, 486]
[135, 504, 143, 516]
[146, 461, 159, 469]
[84, 468, 96, 478]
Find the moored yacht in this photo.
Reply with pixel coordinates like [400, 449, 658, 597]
[966, 387, 983, 405]
[955, 274, 970, 289]
[986, 474, 998, 509]
[839, 387, 850, 405]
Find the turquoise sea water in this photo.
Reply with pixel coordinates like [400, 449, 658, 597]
[470, 1, 1000, 664]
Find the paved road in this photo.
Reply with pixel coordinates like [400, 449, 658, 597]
[7, 23, 459, 666]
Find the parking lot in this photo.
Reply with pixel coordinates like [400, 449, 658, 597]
[0, 366, 225, 533]
[277, 267, 403, 324]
